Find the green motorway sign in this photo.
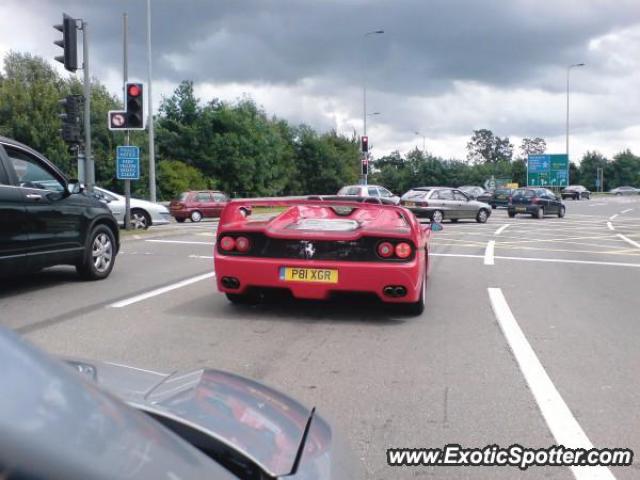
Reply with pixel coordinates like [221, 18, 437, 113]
[527, 154, 568, 187]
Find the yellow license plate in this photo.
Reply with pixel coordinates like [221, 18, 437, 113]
[280, 267, 338, 283]
[516, 207, 526, 212]
[404, 202, 416, 207]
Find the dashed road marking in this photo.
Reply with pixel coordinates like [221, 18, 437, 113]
[494, 224, 510, 236]
[621, 208, 633, 214]
[109, 272, 216, 308]
[607, 222, 614, 231]
[488, 288, 616, 480]
[484, 240, 495, 265]
[609, 214, 618, 221]
[616, 234, 640, 249]
[146, 239, 215, 245]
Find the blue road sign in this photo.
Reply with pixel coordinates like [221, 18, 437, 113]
[116, 146, 140, 180]
[527, 154, 568, 187]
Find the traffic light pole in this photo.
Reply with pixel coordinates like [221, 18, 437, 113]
[81, 20, 93, 192]
[123, 13, 131, 230]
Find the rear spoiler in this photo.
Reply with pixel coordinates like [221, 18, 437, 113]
[220, 195, 405, 225]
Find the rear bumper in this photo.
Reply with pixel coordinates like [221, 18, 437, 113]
[404, 206, 436, 218]
[214, 254, 426, 303]
[508, 205, 539, 214]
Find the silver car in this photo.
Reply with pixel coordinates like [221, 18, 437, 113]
[94, 186, 172, 229]
[400, 186, 492, 223]
[337, 184, 400, 204]
[609, 186, 640, 196]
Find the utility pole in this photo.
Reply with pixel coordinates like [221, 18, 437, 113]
[146, 0, 157, 202]
[81, 21, 93, 192]
[123, 13, 131, 230]
[566, 63, 584, 185]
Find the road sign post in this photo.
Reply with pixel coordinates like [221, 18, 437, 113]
[117, 145, 140, 230]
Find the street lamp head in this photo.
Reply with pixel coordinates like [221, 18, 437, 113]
[368, 112, 381, 116]
[365, 29, 385, 36]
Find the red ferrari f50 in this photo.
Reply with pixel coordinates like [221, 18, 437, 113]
[213, 197, 439, 315]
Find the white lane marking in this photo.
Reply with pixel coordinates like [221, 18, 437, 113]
[621, 208, 633, 214]
[146, 239, 215, 245]
[609, 214, 618, 221]
[616, 234, 640, 249]
[484, 240, 495, 265]
[430, 252, 640, 268]
[494, 224, 510, 236]
[109, 272, 216, 308]
[488, 288, 616, 480]
[430, 253, 484, 259]
[606, 222, 614, 231]
[189, 254, 214, 259]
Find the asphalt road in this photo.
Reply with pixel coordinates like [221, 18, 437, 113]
[2, 196, 639, 479]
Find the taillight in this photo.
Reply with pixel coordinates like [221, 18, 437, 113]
[220, 236, 236, 251]
[235, 236, 251, 252]
[395, 242, 412, 259]
[377, 241, 394, 258]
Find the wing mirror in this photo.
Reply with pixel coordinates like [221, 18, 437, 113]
[66, 179, 84, 195]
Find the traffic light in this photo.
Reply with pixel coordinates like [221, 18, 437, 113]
[53, 14, 78, 72]
[361, 135, 369, 153]
[58, 95, 83, 144]
[361, 157, 368, 176]
[125, 82, 144, 129]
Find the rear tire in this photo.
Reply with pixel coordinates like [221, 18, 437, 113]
[76, 225, 116, 280]
[476, 209, 489, 223]
[399, 274, 425, 316]
[508, 211, 516, 218]
[431, 210, 444, 223]
[536, 207, 544, 219]
[190, 210, 203, 222]
[226, 292, 259, 305]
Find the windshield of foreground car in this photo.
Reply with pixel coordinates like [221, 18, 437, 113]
[512, 189, 535, 198]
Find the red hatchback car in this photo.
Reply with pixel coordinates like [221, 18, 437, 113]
[169, 191, 229, 222]
[213, 197, 439, 315]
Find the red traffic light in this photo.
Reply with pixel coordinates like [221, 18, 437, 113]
[361, 135, 369, 152]
[127, 84, 141, 97]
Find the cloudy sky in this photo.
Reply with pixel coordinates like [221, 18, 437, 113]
[1, 0, 639, 162]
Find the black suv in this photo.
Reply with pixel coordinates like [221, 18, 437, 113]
[508, 187, 566, 219]
[0, 137, 119, 279]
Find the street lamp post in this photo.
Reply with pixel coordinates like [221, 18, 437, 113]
[566, 63, 584, 184]
[362, 29, 384, 185]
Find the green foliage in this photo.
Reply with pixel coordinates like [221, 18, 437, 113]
[157, 159, 211, 200]
[466, 129, 513, 164]
[1, 52, 638, 200]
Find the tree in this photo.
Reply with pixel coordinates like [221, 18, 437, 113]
[577, 151, 609, 190]
[157, 159, 211, 200]
[519, 137, 547, 158]
[466, 129, 513, 165]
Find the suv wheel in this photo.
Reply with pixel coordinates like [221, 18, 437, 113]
[558, 205, 566, 218]
[76, 225, 116, 280]
[536, 207, 544, 219]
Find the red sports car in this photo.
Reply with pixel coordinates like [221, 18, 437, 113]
[213, 197, 439, 315]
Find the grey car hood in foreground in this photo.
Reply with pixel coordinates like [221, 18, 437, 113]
[0, 327, 354, 479]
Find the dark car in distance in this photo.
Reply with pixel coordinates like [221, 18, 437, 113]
[508, 187, 566, 219]
[486, 187, 514, 208]
[0, 136, 119, 280]
[561, 185, 591, 200]
[169, 190, 229, 222]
